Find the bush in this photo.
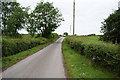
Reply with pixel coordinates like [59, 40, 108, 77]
[49, 33, 60, 39]
[65, 36, 120, 76]
[2, 37, 48, 57]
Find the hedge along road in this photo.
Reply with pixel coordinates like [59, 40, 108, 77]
[2, 37, 66, 78]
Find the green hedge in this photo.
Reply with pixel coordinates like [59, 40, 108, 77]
[49, 33, 60, 40]
[2, 33, 60, 57]
[2, 37, 48, 57]
[65, 36, 120, 76]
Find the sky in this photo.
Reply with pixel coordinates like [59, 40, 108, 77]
[17, 0, 120, 35]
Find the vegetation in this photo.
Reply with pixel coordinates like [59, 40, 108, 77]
[63, 32, 68, 36]
[88, 34, 96, 36]
[2, 33, 59, 57]
[63, 41, 117, 78]
[1, 1, 64, 38]
[65, 36, 120, 77]
[101, 9, 120, 44]
[1, 1, 62, 70]
[2, 37, 47, 57]
[2, 34, 59, 70]
[1, 2, 28, 38]
[27, 2, 64, 38]
[2, 41, 51, 70]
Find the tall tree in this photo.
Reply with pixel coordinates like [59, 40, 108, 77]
[100, 9, 120, 44]
[27, 2, 64, 38]
[2, 2, 28, 37]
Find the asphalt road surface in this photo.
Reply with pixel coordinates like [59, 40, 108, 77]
[2, 37, 66, 78]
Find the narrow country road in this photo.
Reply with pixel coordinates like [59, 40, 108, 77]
[2, 37, 66, 78]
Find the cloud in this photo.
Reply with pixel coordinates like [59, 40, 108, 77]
[17, 0, 119, 35]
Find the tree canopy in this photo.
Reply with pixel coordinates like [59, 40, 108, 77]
[100, 9, 120, 44]
[1, 2, 64, 38]
[27, 2, 64, 38]
[63, 32, 68, 36]
[2, 2, 28, 37]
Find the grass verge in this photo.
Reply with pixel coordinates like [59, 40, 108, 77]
[2, 41, 52, 71]
[62, 41, 118, 78]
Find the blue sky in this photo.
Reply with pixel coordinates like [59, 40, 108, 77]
[18, 0, 120, 35]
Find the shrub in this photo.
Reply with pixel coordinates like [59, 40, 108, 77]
[49, 33, 60, 39]
[2, 37, 48, 57]
[65, 36, 120, 76]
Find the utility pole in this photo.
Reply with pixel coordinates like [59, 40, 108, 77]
[73, 0, 75, 35]
[70, 25, 71, 35]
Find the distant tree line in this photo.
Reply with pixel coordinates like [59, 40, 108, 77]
[1, 1, 64, 38]
[100, 9, 120, 44]
[88, 34, 96, 36]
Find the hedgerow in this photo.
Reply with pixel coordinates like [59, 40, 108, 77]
[65, 36, 120, 76]
[2, 37, 48, 57]
[2, 33, 60, 57]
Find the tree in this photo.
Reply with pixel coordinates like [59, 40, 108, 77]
[63, 32, 68, 36]
[1, 2, 17, 34]
[27, 2, 64, 38]
[88, 34, 96, 36]
[100, 9, 120, 44]
[27, 13, 37, 37]
[2, 2, 29, 37]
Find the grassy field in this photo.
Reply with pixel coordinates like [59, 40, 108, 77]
[63, 36, 120, 78]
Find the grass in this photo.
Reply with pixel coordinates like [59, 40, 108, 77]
[87, 36, 100, 41]
[62, 41, 118, 78]
[68, 36, 119, 52]
[2, 41, 52, 70]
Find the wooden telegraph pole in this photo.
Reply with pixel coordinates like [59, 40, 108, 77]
[73, 0, 75, 35]
[70, 25, 71, 35]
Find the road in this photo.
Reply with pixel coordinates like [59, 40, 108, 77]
[2, 37, 66, 78]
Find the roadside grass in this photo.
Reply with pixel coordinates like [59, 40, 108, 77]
[2, 42, 51, 70]
[62, 41, 117, 78]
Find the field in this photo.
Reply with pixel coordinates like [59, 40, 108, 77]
[63, 36, 120, 78]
